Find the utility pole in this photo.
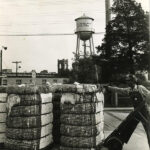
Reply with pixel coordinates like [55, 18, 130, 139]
[12, 61, 21, 76]
[0, 46, 7, 85]
[105, 0, 111, 25]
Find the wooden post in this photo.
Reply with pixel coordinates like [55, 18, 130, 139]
[114, 92, 118, 107]
[111, 92, 118, 107]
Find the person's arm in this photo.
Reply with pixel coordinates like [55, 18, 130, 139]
[108, 86, 130, 95]
[138, 85, 150, 105]
[138, 85, 150, 98]
[142, 81, 150, 86]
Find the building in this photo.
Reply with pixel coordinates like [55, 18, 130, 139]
[57, 59, 70, 77]
[1, 59, 70, 86]
[1, 72, 69, 86]
[2, 69, 12, 73]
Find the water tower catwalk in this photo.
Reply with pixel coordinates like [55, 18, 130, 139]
[75, 14, 95, 60]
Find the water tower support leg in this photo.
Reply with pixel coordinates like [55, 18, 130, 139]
[89, 39, 92, 55]
[84, 41, 86, 58]
[76, 34, 80, 59]
[91, 35, 95, 54]
[78, 35, 80, 57]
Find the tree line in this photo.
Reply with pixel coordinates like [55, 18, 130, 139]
[70, 0, 150, 83]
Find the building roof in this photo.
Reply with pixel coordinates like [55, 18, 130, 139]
[3, 72, 60, 78]
[75, 14, 94, 21]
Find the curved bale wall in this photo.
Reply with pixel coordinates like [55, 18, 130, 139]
[4, 85, 53, 150]
[59, 84, 105, 150]
[3, 84, 105, 150]
[0, 87, 7, 148]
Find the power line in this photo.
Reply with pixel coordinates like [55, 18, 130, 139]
[0, 32, 105, 36]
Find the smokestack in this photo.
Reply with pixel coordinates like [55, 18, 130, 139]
[105, 0, 111, 25]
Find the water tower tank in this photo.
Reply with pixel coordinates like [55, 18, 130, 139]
[75, 14, 95, 41]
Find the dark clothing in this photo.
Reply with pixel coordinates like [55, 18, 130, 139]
[139, 102, 150, 146]
[129, 90, 150, 146]
[108, 85, 150, 148]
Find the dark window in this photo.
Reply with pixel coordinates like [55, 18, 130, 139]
[59, 64, 61, 69]
[42, 79, 47, 85]
[53, 79, 57, 83]
[16, 80, 22, 85]
[3, 80, 7, 85]
[63, 79, 68, 84]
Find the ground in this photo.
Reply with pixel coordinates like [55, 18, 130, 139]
[104, 110, 149, 150]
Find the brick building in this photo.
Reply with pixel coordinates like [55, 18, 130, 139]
[1, 72, 69, 86]
[0, 59, 70, 86]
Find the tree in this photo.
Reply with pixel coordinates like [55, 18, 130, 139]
[97, 0, 149, 74]
[70, 57, 101, 83]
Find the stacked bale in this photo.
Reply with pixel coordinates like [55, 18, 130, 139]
[59, 84, 105, 150]
[52, 93, 62, 145]
[0, 87, 7, 148]
[5, 85, 53, 150]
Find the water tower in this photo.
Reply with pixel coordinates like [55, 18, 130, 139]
[75, 14, 95, 60]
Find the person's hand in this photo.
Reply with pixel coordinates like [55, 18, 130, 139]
[103, 85, 109, 93]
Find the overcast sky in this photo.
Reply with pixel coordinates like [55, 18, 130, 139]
[0, 0, 149, 73]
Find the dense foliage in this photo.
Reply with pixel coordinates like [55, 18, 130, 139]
[70, 57, 100, 83]
[97, 0, 149, 74]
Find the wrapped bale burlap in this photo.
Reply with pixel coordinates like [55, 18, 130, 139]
[10, 103, 53, 117]
[6, 123, 53, 140]
[5, 85, 53, 150]
[6, 85, 52, 95]
[52, 84, 99, 93]
[5, 134, 53, 150]
[17, 94, 41, 105]
[60, 112, 103, 126]
[60, 84, 104, 150]
[60, 122, 104, 137]
[7, 113, 53, 128]
[61, 102, 103, 114]
[0, 86, 7, 148]
[61, 133, 104, 148]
